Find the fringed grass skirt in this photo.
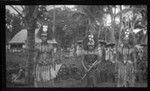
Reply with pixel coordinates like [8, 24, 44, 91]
[34, 64, 54, 87]
[117, 62, 135, 87]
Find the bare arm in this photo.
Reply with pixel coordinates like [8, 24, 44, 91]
[34, 43, 40, 64]
[81, 58, 88, 71]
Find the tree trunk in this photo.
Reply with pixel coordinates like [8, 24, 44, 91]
[23, 6, 38, 87]
[25, 22, 36, 86]
[110, 7, 116, 44]
[119, 5, 122, 45]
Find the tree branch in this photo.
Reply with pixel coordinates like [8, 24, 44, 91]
[33, 6, 39, 19]
[115, 7, 143, 17]
[10, 5, 24, 18]
[10, 5, 29, 29]
[21, 6, 25, 10]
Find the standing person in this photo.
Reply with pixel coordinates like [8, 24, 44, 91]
[116, 43, 126, 87]
[80, 33, 101, 87]
[34, 31, 55, 87]
[116, 43, 135, 87]
[126, 45, 136, 87]
[105, 43, 116, 83]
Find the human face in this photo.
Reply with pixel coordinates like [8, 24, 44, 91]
[41, 36, 47, 42]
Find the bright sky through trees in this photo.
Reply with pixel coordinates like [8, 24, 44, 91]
[6, 5, 143, 34]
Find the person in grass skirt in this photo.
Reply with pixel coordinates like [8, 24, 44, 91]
[116, 42, 136, 87]
[34, 31, 55, 87]
[105, 43, 116, 83]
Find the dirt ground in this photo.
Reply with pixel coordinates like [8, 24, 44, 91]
[8, 80, 147, 87]
[6, 51, 147, 87]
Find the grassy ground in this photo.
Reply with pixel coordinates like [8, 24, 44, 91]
[6, 51, 147, 87]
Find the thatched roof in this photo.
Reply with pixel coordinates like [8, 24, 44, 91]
[9, 29, 58, 44]
[9, 29, 41, 43]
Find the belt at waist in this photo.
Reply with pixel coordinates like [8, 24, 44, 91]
[37, 62, 53, 66]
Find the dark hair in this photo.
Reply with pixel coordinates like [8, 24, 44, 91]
[55, 59, 62, 64]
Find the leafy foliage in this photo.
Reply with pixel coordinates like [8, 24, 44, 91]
[45, 8, 89, 49]
[6, 9, 23, 43]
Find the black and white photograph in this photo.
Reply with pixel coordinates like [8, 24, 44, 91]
[5, 5, 147, 87]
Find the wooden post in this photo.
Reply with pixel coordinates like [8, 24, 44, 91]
[52, 5, 56, 35]
[52, 5, 56, 87]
